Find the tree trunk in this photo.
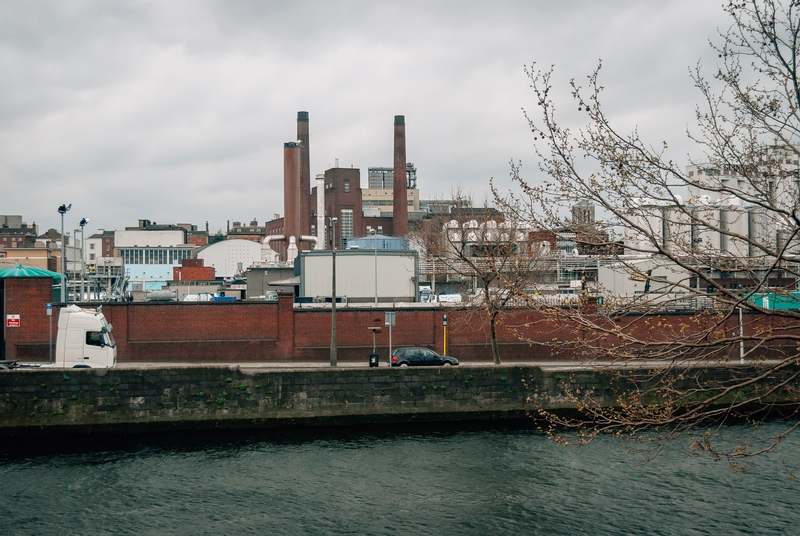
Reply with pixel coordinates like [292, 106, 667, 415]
[490, 309, 501, 365]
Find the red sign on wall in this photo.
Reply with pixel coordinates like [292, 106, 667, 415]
[6, 314, 20, 328]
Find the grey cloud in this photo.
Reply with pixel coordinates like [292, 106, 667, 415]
[0, 0, 730, 237]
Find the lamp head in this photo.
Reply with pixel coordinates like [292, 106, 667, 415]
[80, 218, 89, 226]
[58, 204, 71, 215]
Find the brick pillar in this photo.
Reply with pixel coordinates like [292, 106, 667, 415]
[3, 277, 53, 361]
[277, 291, 295, 358]
[100, 303, 129, 362]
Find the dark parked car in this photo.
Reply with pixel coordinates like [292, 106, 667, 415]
[390, 347, 459, 367]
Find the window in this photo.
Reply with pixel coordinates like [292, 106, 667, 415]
[344, 179, 350, 193]
[89, 253, 95, 261]
[340, 209, 354, 248]
[89, 243, 95, 250]
[311, 224, 316, 237]
[86, 331, 104, 347]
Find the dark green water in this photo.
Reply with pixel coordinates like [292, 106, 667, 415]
[1, 422, 798, 535]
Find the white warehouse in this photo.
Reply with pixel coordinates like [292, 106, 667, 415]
[297, 249, 418, 303]
[196, 239, 263, 279]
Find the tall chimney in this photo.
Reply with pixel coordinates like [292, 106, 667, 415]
[393, 115, 408, 236]
[297, 111, 311, 244]
[283, 142, 301, 256]
[316, 174, 326, 250]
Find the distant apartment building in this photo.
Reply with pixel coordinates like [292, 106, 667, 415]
[0, 215, 39, 249]
[227, 219, 266, 243]
[187, 228, 209, 246]
[0, 216, 61, 271]
[0, 244, 59, 272]
[85, 229, 115, 263]
[115, 219, 196, 292]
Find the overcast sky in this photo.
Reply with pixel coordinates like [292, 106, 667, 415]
[0, 0, 730, 238]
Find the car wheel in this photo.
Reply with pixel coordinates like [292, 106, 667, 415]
[399, 363, 408, 368]
[443, 363, 451, 366]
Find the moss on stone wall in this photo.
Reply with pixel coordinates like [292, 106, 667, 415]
[0, 365, 797, 437]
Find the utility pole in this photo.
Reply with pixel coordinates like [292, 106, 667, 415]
[330, 217, 338, 367]
[372, 229, 378, 304]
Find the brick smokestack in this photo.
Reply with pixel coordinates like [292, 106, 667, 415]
[297, 111, 310, 244]
[283, 142, 301, 251]
[393, 115, 408, 236]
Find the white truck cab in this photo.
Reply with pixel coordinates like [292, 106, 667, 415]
[53, 305, 117, 368]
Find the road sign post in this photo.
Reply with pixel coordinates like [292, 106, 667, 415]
[443, 314, 448, 356]
[385, 311, 396, 364]
[47, 303, 53, 363]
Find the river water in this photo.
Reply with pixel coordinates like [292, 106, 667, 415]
[1, 422, 798, 535]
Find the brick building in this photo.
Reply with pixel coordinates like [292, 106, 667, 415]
[0, 215, 38, 249]
[173, 259, 216, 281]
[227, 220, 266, 243]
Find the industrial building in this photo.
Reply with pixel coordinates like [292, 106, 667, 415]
[260, 112, 417, 265]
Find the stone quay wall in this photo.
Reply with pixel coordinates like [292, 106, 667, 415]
[1, 364, 796, 437]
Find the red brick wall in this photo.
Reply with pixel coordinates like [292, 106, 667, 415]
[3, 278, 55, 360]
[7, 276, 800, 364]
[101, 302, 281, 362]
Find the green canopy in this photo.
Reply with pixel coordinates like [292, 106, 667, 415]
[0, 263, 62, 280]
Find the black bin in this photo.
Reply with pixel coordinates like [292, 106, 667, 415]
[369, 353, 379, 367]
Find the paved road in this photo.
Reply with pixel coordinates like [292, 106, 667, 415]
[116, 359, 770, 371]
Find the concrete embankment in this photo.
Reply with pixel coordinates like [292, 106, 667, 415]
[0, 365, 796, 437]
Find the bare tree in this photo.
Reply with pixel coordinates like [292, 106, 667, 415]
[506, 0, 800, 463]
[411, 189, 544, 364]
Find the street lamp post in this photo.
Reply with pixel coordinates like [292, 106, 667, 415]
[79, 218, 89, 302]
[330, 217, 338, 367]
[371, 229, 378, 304]
[74, 228, 80, 299]
[57, 204, 71, 303]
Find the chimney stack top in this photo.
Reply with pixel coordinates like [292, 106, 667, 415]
[297, 111, 309, 122]
[394, 115, 404, 126]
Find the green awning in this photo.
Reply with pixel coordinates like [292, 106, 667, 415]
[0, 263, 63, 280]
